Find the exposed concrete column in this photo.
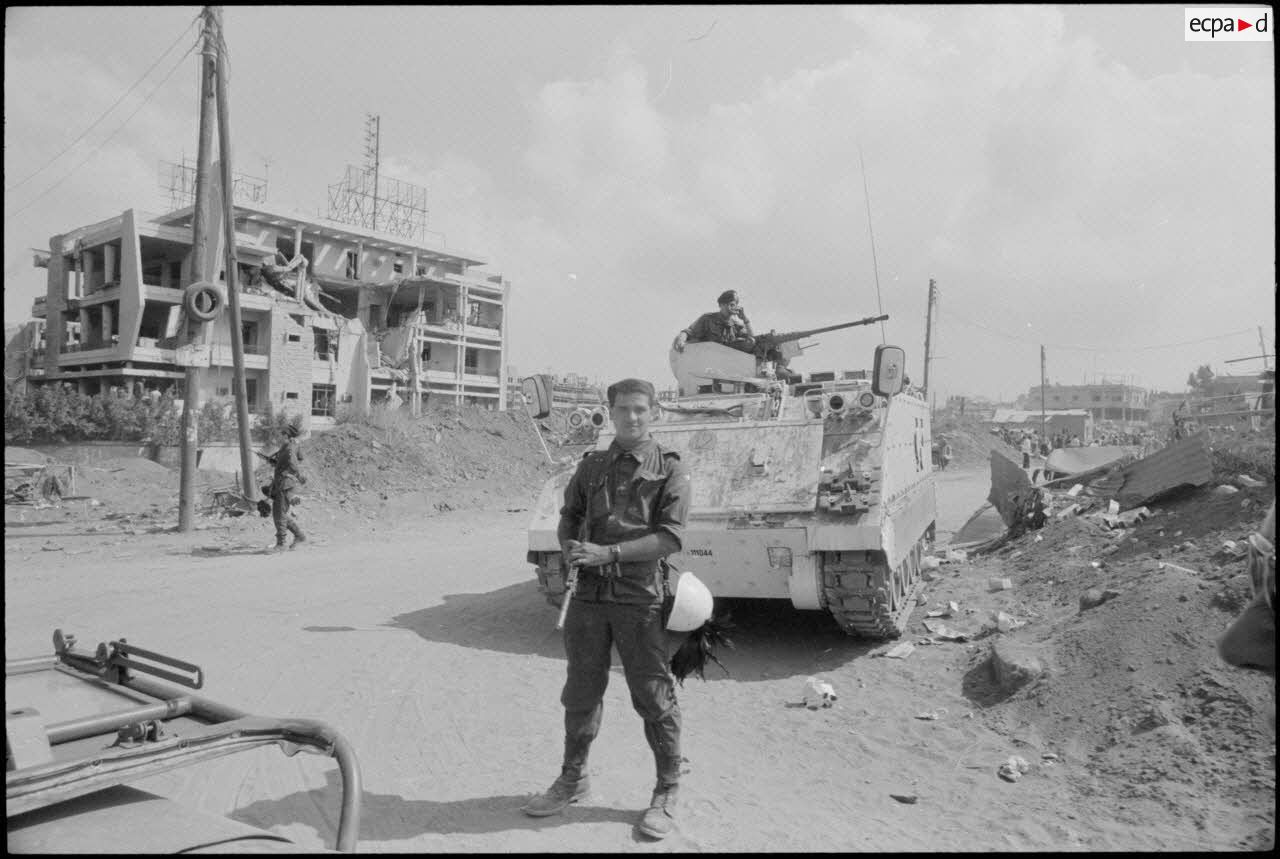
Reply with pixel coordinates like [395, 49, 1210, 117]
[293, 225, 303, 260]
[102, 303, 115, 346]
[356, 240, 364, 280]
[82, 249, 97, 294]
[79, 307, 91, 349]
[409, 251, 418, 278]
[45, 236, 66, 373]
[498, 278, 510, 410]
[104, 243, 117, 286]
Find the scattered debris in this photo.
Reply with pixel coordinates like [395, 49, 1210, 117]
[915, 708, 948, 721]
[801, 676, 837, 709]
[889, 793, 919, 804]
[989, 640, 1044, 691]
[998, 756, 1031, 783]
[1079, 588, 1121, 611]
[883, 642, 915, 659]
[991, 611, 1026, 632]
[1218, 540, 1248, 559]
[988, 577, 1013, 591]
[921, 620, 968, 641]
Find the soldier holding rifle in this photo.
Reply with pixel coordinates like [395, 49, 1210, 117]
[523, 378, 693, 841]
[257, 414, 308, 552]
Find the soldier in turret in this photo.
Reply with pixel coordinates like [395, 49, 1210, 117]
[672, 290, 756, 354]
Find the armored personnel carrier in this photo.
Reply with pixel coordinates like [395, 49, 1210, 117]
[526, 317, 937, 639]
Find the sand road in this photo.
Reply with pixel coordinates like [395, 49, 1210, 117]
[4, 466, 1260, 851]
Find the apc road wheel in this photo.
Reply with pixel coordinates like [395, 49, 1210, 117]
[820, 539, 927, 640]
[183, 281, 223, 322]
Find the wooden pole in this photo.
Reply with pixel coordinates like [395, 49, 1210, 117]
[921, 278, 935, 397]
[1040, 345, 1047, 443]
[211, 5, 257, 503]
[178, 7, 218, 532]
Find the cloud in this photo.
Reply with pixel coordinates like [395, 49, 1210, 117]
[5, 7, 1271, 399]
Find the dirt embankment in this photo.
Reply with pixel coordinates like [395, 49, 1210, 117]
[934, 415, 1021, 468]
[946, 477, 1275, 847]
[5, 404, 578, 536]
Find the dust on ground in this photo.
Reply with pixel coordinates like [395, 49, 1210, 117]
[4, 407, 1275, 850]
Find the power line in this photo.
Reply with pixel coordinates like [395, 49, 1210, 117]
[5, 37, 200, 219]
[945, 310, 1254, 354]
[4, 12, 201, 193]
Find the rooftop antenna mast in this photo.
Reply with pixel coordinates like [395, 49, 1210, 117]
[364, 114, 380, 232]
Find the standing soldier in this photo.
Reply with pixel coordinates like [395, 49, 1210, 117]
[522, 377, 693, 840]
[265, 415, 307, 552]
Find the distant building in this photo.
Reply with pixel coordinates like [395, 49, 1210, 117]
[1021, 382, 1150, 426]
[505, 367, 603, 410]
[939, 394, 999, 422]
[987, 408, 1093, 442]
[24, 194, 511, 431]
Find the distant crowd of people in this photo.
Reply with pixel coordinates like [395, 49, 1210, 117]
[992, 426, 1162, 453]
[988, 425, 1172, 484]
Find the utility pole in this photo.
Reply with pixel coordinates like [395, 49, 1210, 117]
[212, 5, 257, 503]
[1040, 344, 1047, 442]
[1260, 326, 1272, 371]
[178, 7, 218, 532]
[922, 278, 936, 398]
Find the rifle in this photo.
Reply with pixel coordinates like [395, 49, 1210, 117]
[555, 483, 593, 630]
[253, 449, 277, 465]
[752, 314, 889, 358]
[555, 562, 581, 630]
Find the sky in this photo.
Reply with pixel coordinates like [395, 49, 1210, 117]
[4, 5, 1275, 403]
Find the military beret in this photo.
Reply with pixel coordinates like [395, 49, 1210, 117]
[717, 289, 738, 305]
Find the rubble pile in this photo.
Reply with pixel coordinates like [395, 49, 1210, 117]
[5, 403, 574, 532]
[932, 415, 1021, 468]
[922, 455, 1275, 844]
[281, 403, 565, 518]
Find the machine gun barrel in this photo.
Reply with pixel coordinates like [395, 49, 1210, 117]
[754, 314, 889, 354]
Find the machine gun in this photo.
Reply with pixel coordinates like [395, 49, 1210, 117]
[752, 314, 889, 360]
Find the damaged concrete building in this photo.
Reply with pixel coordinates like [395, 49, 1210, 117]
[1019, 381, 1151, 428]
[23, 199, 511, 430]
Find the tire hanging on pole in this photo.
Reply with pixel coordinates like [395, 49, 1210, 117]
[183, 281, 224, 322]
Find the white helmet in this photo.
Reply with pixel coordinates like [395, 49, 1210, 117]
[666, 571, 714, 632]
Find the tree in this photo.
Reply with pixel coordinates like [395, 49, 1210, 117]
[1186, 364, 1215, 392]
